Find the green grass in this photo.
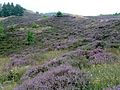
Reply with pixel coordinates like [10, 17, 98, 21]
[0, 56, 29, 90]
[42, 15, 49, 19]
[31, 50, 68, 65]
[0, 66, 29, 90]
[84, 63, 120, 90]
[0, 56, 10, 73]
[106, 48, 120, 56]
[1, 81, 17, 90]
[31, 22, 40, 28]
[0, 24, 60, 55]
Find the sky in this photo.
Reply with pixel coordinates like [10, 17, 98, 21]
[0, 0, 120, 16]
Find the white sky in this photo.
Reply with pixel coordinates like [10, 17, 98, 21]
[0, 0, 120, 16]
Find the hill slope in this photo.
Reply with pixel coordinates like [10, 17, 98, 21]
[0, 15, 120, 90]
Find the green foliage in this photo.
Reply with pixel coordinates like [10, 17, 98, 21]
[56, 11, 63, 17]
[84, 63, 120, 90]
[0, 22, 5, 39]
[106, 47, 120, 56]
[0, 2, 24, 17]
[0, 4, 2, 11]
[113, 12, 120, 16]
[31, 50, 68, 64]
[42, 15, 48, 19]
[0, 56, 28, 90]
[0, 67, 26, 84]
[0, 4, 2, 17]
[26, 31, 35, 45]
[32, 22, 39, 28]
[14, 4, 24, 16]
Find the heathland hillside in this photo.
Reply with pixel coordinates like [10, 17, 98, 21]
[0, 14, 120, 90]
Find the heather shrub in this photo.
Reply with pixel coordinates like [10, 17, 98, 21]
[22, 49, 119, 81]
[21, 50, 90, 84]
[105, 85, 120, 90]
[21, 65, 49, 82]
[15, 65, 90, 90]
[6, 59, 31, 70]
[87, 48, 119, 64]
[16, 49, 117, 90]
[54, 49, 118, 67]
[80, 41, 106, 50]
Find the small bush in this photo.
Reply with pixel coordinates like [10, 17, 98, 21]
[56, 11, 63, 17]
[32, 22, 39, 28]
[26, 31, 35, 45]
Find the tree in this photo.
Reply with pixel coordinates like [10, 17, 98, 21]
[11, 3, 15, 15]
[14, 4, 24, 16]
[6, 2, 12, 16]
[0, 3, 24, 17]
[0, 4, 2, 16]
[56, 11, 63, 17]
[1, 3, 8, 17]
[0, 4, 2, 11]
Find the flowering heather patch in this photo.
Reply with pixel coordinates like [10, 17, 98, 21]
[87, 48, 103, 56]
[87, 48, 118, 64]
[21, 48, 119, 82]
[80, 40, 106, 50]
[21, 65, 49, 82]
[6, 59, 32, 71]
[14, 65, 89, 90]
[59, 48, 118, 65]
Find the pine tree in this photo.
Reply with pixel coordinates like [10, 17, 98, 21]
[0, 4, 2, 16]
[11, 3, 15, 15]
[6, 2, 12, 16]
[0, 3, 24, 17]
[14, 4, 24, 16]
[0, 4, 2, 11]
[1, 3, 8, 17]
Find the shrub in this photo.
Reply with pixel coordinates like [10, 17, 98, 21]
[14, 65, 90, 90]
[26, 31, 35, 45]
[31, 22, 39, 28]
[56, 11, 63, 17]
[0, 22, 5, 39]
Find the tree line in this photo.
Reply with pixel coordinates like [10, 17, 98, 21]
[0, 2, 25, 17]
